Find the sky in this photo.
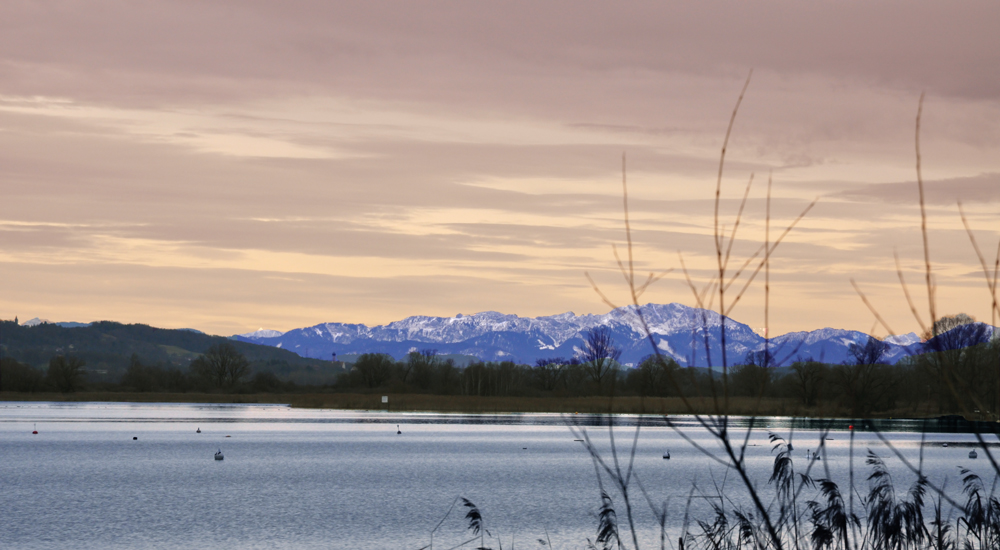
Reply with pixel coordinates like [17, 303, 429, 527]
[1, 1, 999, 338]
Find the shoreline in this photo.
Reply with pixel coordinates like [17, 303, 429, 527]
[5, 393, 1000, 434]
[0, 391, 974, 420]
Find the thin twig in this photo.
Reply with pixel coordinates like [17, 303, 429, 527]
[722, 173, 756, 274]
[724, 200, 817, 317]
[916, 92, 937, 338]
[958, 202, 1000, 325]
[894, 250, 929, 336]
[850, 279, 897, 336]
[715, 70, 754, 257]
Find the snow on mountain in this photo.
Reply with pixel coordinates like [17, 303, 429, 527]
[239, 328, 285, 338]
[885, 332, 921, 346]
[234, 303, 992, 367]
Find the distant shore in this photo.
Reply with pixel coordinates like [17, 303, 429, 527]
[0, 391, 954, 418]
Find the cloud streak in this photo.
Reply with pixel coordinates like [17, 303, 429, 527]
[0, 1, 998, 338]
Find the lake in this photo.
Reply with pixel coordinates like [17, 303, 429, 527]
[1, 402, 997, 549]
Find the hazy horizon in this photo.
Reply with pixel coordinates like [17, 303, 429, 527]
[2, 2, 998, 337]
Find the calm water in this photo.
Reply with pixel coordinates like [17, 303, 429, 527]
[1, 402, 997, 549]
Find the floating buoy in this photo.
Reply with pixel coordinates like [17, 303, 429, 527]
[215, 449, 224, 461]
[133, 437, 138, 440]
[196, 427, 201, 433]
[397, 425, 401, 435]
[32, 423, 38, 435]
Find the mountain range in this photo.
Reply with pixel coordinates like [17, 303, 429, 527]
[234, 303, 994, 367]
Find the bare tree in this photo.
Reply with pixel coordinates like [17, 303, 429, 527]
[191, 342, 250, 388]
[922, 312, 976, 341]
[836, 336, 895, 416]
[627, 354, 681, 397]
[46, 355, 85, 393]
[353, 353, 394, 388]
[533, 357, 568, 392]
[848, 335, 889, 366]
[790, 359, 826, 407]
[581, 326, 622, 389]
[744, 348, 775, 368]
[407, 348, 439, 390]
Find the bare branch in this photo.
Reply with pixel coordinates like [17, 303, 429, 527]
[958, 202, 1000, 325]
[893, 250, 929, 336]
[916, 92, 937, 336]
[715, 70, 753, 256]
[585, 271, 620, 311]
[724, 199, 817, 317]
[850, 278, 897, 336]
[722, 173, 755, 273]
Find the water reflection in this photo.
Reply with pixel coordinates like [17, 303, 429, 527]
[1, 402, 998, 549]
[4, 401, 999, 432]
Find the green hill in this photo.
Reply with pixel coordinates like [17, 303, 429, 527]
[0, 320, 348, 386]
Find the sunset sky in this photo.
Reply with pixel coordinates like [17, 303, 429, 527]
[2, 1, 999, 337]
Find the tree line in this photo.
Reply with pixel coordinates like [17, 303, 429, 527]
[334, 339, 996, 415]
[1, 342, 296, 394]
[3, 324, 998, 418]
[323, 327, 1000, 418]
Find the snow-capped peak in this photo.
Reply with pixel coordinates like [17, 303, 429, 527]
[239, 328, 285, 338]
[884, 332, 921, 346]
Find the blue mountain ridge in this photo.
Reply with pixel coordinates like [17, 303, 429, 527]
[233, 303, 994, 367]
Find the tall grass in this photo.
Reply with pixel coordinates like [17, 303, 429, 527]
[550, 80, 1000, 550]
[417, 77, 999, 550]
